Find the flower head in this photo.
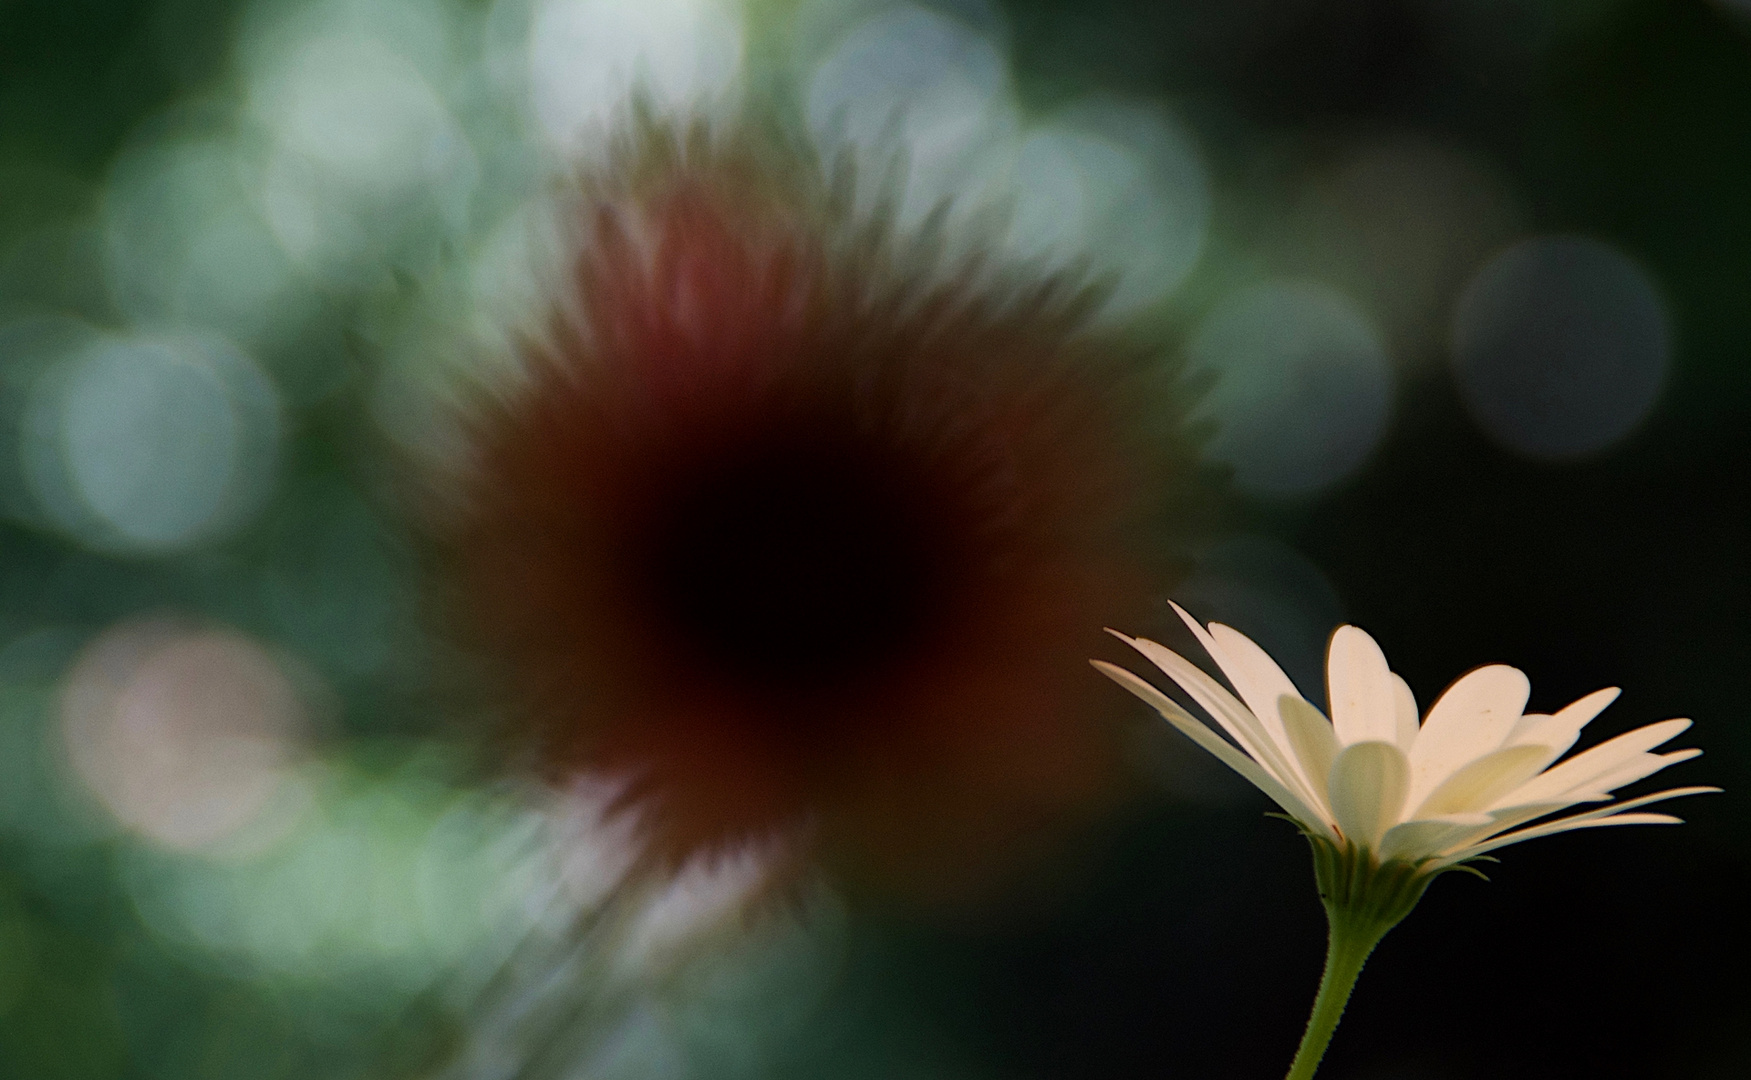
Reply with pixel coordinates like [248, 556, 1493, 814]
[1096, 603, 1716, 872]
[429, 121, 1208, 900]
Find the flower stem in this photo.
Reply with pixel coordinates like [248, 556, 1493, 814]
[1282, 911, 1390, 1080]
[1284, 839, 1438, 1080]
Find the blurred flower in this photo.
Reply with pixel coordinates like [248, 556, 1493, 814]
[1096, 604, 1717, 1078]
[429, 119, 1206, 903]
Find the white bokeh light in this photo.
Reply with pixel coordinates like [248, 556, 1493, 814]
[1451, 235, 1670, 460]
[22, 331, 282, 552]
[1007, 96, 1209, 314]
[806, 2, 1019, 231]
[1187, 281, 1394, 499]
[121, 753, 548, 995]
[251, 32, 476, 277]
[527, 0, 745, 158]
[61, 621, 309, 852]
[102, 128, 297, 341]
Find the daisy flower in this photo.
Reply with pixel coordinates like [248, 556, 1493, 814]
[1095, 603, 1717, 1080]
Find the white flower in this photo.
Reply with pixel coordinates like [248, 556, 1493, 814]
[1095, 604, 1716, 871]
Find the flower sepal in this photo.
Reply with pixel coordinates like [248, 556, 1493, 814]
[1307, 835, 1441, 940]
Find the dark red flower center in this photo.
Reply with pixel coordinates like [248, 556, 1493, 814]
[640, 424, 947, 695]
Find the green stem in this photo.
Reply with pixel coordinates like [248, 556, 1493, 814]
[1283, 838, 1439, 1080]
[1282, 912, 1390, 1080]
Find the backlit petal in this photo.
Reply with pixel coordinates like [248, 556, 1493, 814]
[1118, 630, 1321, 807]
[1410, 743, 1554, 819]
[1391, 674, 1419, 751]
[1327, 740, 1409, 851]
[1170, 604, 1304, 759]
[1472, 785, 1714, 850]
[1279, 695, 1339, 812]
[1554, 686, 1621, 726]
[1405, 665, 1530, 811]
[1573, 748, 1700, 799]
[1502, 719, 1692, 805]
[1457, 799, 1601, 847]
[1379, 814, 1493, 863]
[1450, 814, 1682, 862]
[1203, 620, 1307, 747]
[1502, 715, 1567, 757]
[1093, 661, 1333, 835]
[1327, 625, 1398, 746]
[1447, 785, 1719, 862]
[1508, 687, 1619, 752]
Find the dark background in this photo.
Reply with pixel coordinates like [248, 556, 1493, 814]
[1, 1, 1746, 1078]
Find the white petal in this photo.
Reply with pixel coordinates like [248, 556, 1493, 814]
[1445, 785, 1719, 862]
[1392, 799, 1598, 862]
[1501, 718, 1692, 806]
[1205, 621, 1307, 742]
[1472, 785, 1714, 850]
[1573, 747, 1700, 798]
[1278, 695, 1339, 812]
[1118, 630, 1322, 807]
[1092, 662, 1335, 836]
[1410, 743, 1554, 819]
[1326, 740, 1409, 851]
[1491, 721, 1573, 785]
[1505, 688, 1618, 757]
[1378, 814, 1492, 864]
[1446, 814, 1682, 862]
[1504, 714, 1565, 751]
[1326, 625, 1399, 746]
[1550, 784, 1717, 821]
[1554, 686, 1621, 726]
[1486, 812, 1686, 841]
[1169, 605, 1307, 771]
[1391, 674, 1419, 751]
[1118, 633, 1277, 762]
[1405, 665, 1530, 812]
[1460, 799, 1600, 846]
